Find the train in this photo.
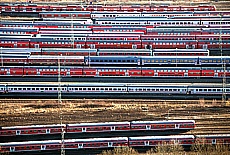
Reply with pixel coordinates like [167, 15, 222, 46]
[0, 120, 195, 137]
[0, 4, 216, 13]
[0, 66, 229, 78]
[1, 38, 229, 50]
[1, 134, 230, 153]
[0, 56, 229, 67]
[0, 48, 210, 56]
[1, 17, 230, 28]
[1, 22, 229, 34]
[0, 83, 229, 99]
[1, 20, 229, 29]
[30, 11, 230, 19]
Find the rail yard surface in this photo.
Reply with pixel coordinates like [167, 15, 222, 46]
[1, 99, 230, 135]
[1, 1, 230, 154]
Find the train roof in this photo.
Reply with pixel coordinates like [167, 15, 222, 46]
[131, 120, 195, 124]
[64, 137, 128, 143]
[2, 124, 65, 130]
[152, 49, 209, 52]
[129, 135, 195, 140]
[196, 134, 230, 138]
[0, 140, 61, 146]
[3, 82, 228, 87]
[67, 122, 130, 127]
[40, 11, 91, 14]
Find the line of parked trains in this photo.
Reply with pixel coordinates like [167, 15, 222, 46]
[1, 21, 229, 30]
[1, 134, 230, 153]
[0, 55, 229, 66]
[0, 48, 210, 56]
[2, 10, 230, 19]
[0, 120, 195, 137]
[1, 16, 230, 26]
[1, 37, 229, 50]
[0, 66, 229, 78]
[0, 83, 229, 99]
[0, 4, 217, 12]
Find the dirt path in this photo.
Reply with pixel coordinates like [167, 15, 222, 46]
[0, 99, 229, 135]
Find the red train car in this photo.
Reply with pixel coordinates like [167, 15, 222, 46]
[0, 124, 65, 136]
[85, 40, 142, 49]
[141, 35, 196, 40]
[142, 40, 198, 49]
[39, 11, 91, 18]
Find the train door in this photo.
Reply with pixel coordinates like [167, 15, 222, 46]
[46, 129, 50, 134]
[146, 125, 151, 130]
[77, 44, 81, 49]
[195, 57, 201, 65]
[203, 44, 208, 49]
[82, 128, 86, 132]
[14, 44, 17, 48]
[193, 88, 196, 94]
[111, 126, 115, 131]
[85, 58, 89, 65]
[41, 145, 46, 150]
[138, 58, 141, 65]
[144, 141, 150, 146]
[175, 124, 180, 129]
[10, 147, 15, 152]
[141, 59, 145, 66]
[145, 44, 152, 49]
[78, 144, 83, 148]
[16, 130, 21, 135]
[212, 139, 216, 144]
[35, 44, 39, 48]
[132, 45, 137, 49]
[108, 142, 113, 147]
[90, 44, 95, 49]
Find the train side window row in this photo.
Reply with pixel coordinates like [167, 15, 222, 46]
[68, 87, 126, 91]
[144, 59, 195, 63]
[89, 59, 136, 63]
[129, 88, 186, 92]
[195, 89, 230, 92]
[1, 41, 17, 43]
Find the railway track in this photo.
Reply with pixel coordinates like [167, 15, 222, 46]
[0, 99, 229, 137]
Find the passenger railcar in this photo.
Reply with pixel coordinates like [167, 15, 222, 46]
[128, 135, 195, 147]
[94, 18, 230, 26]
[0, 27, 39, 35]
[84, 56, 226, 67]
[39, 11, 91, 19]
[196, 134, 230, 145]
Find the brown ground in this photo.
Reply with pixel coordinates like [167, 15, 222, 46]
[1, 99, 230, 135]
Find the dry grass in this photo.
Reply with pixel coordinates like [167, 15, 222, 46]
[99, 143, 230, 155]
